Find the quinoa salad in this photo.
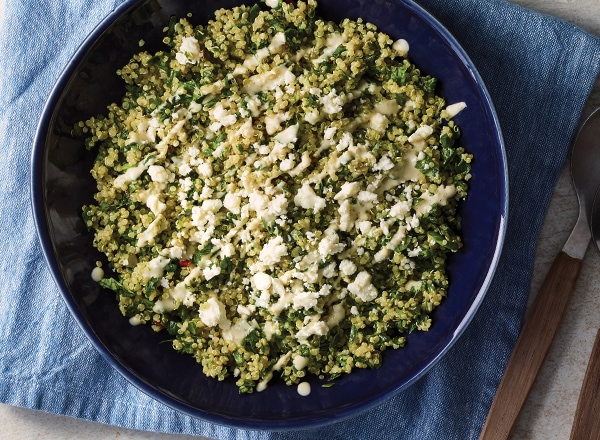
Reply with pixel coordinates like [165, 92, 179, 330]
[77, 0, 473, 394]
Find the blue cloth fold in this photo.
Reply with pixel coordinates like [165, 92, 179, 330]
[1, 0, 599, 439]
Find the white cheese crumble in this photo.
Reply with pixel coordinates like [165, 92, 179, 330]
[408, 125, 434, 143]
[321, 89, 345, 114]
[253, 272, 273, 291]
[339, 259, 357, 277]
[294, 182, 327, 213]
[259, 236, 288, 268]
[176, 36, 203, 65]
[347, 271, 378, 302]
[445, 102, 467, 118]
[296, 319, 329, 342]
[199, 297, 228, 328]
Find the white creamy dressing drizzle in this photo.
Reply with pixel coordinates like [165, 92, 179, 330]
[242, 65, 296, 94]
[392, 38, 410, 56]
[137, 214, 165, 248]
[256, 352, 291, 392]
[114, 116, 188, 188]
[91, 267, 104, 282]
[313, 33, 346, 64]
[297, 382, 311, 396]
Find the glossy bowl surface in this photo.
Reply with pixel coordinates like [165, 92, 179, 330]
[31, 0, 507, 430]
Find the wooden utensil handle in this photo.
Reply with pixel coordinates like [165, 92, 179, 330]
[479, 251, 583, 440]
[570, 328, 600, 440]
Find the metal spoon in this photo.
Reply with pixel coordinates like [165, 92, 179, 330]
[570, 186, 600, 440]
[480, 107, 600, 440]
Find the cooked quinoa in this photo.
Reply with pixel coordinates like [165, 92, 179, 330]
[76, 0, 473, 394]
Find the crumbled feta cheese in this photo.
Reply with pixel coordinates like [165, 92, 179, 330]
[178, 162, 192, 176]
[334, 181, 360, 201]
[180, 177, 193, 191]
[373, 154, 395, 172]
[322, 262, 337, 278]
[408, 247, 422, 257]
[369, 112, 389, 132]
[259, 236, 288, 267]
[212, 103, 237, 127]
[317, 232, 345, 258]
[445, 102, 467, 118]
[279, 157, 295, 171]
[321, 89, 344, 114]
[355, 220, 372, 235]
[203, 264, 221, 280]
[294, 182, 326, 213]
[176, 36, 203, 65]
[296, 319, 329, 342]
[389, 200, 411, 218]
[305, 110, 321, 125]
[196, 161, 213, 177]
[357, 191, 378, 203]
[338, 200, 356, 232]
[339, 259, 357, 277]
[293, 289, 320, 310]
[347, 271, 378, 302]
[183, 291, 197, 308]
[268, 193, 289, 218]
[199, 297, 227, 327]
[147, 165, 170, 183]
[202, 198, 223, 213]
[248, 190, 269, 214]
[408, 125, 434, 143]
[254, 272, 273, 291]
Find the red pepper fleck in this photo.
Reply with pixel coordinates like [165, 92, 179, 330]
[179, 260, 191, 267]
[153, 321, 162, 328]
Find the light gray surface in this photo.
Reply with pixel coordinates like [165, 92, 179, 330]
[1, 0, 599, 439]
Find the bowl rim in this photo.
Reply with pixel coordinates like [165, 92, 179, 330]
[30, 0, 508, 430]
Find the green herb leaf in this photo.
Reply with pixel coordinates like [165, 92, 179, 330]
[99, 277, 135, 298]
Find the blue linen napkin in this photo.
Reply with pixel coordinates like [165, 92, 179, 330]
[1, 0, 599, 438]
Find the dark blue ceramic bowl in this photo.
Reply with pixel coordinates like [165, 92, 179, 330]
[31, 0, 507, 431]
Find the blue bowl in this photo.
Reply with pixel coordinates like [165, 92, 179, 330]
[31, 0, 507, 431]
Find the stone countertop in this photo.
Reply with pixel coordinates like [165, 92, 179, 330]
[1, 0, 599, 439]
